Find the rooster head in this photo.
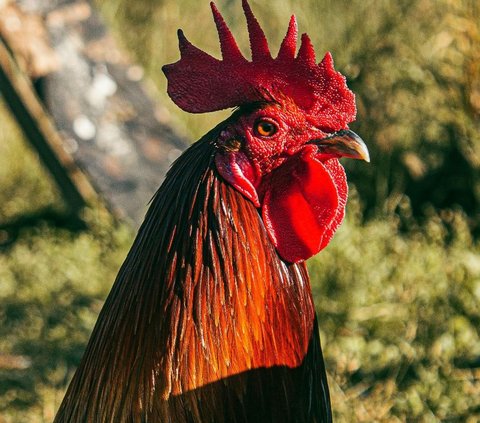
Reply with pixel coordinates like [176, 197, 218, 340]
[163, 0, 369, 263]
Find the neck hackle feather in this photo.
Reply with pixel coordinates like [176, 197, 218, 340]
[54, 123, 332, 422]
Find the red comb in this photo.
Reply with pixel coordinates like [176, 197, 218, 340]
[162, 0, 356, 129]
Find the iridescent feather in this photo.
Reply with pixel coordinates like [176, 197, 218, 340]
[54, 115, 332, 422]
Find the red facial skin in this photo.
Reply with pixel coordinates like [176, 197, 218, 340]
[163, 0, 360, 264]
[215, 100, 348, 263]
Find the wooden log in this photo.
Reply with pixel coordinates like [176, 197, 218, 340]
[0, 0, 189, 226]
[0, 33, 94, 213]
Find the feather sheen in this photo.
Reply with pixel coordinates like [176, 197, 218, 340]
[54, 122, 332, 422]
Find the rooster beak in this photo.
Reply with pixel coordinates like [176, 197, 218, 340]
[311, 129, 370, 162]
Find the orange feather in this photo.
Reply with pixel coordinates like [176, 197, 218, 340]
[54, 117, 332, 422]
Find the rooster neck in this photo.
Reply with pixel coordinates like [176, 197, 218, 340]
[55, 125, 320, 422]
[138, 131, 316, 395]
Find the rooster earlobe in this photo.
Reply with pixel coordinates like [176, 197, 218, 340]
[215, 151, 260, 208]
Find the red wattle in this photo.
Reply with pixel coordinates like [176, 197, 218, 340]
[261, 153, 347, 263]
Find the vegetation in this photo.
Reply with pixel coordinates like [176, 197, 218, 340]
[1, 0, 479, 421]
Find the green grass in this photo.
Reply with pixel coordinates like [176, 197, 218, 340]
[0, 100, 133, 422]
[1, 0, 479, 421]
[312, 198, 480, 421]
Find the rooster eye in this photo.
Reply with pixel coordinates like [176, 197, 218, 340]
[254, 119, 278, 137]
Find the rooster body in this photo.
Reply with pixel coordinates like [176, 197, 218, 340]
[55, 125, 331, 422]
[55, 2, 368, 422]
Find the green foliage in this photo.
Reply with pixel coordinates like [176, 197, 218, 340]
[0, 102, 133, 421]
[309, 192, 480, 421]
[343, 0, 480, 221]
[97, 0, 480, 221]
[0, 102, 62, 222]
[0, 216, 131, 422]
[1, 0, 479, 421]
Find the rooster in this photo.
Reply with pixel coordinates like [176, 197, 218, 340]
[54, 1, 369, 422]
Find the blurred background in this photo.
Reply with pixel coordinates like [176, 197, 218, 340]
[0, 0, 479, 421]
